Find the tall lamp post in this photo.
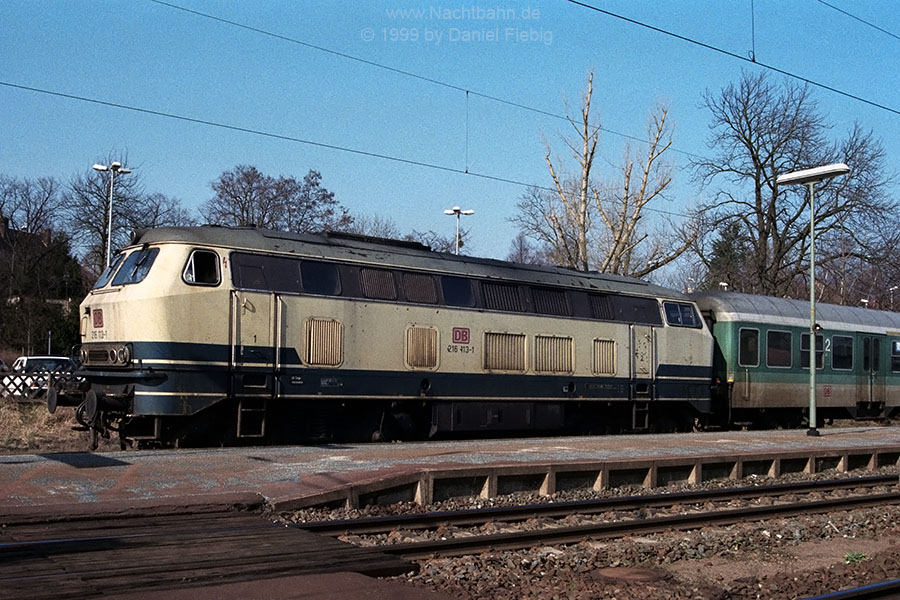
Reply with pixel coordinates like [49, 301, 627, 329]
[776, 162, 850, 437]
[443, 206, 474, 255]
[92, 161, 131, 269]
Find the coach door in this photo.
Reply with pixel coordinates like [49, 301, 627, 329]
[630, 325, 655, 428]
[859, 335, 886, 406]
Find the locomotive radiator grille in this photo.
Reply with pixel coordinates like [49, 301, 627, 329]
[593, 339, 616, 375]
[305, 318, 343, 366]
[534, 335, 574, 373]
[406, 326, 438, 368]
[484, 332, 526, 371]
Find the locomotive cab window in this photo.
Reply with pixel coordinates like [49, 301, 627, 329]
[111, 247, 160, 286]
[738, 328, 759, 367]
[766, 330, 792, 368]
[93, 252, 126, 289]
[183, 250, 220, 286]
[663, 302, 701, 328]
[800, 333, 824, 369]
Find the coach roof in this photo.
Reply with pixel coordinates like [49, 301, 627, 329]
[130, 225, 686, 300]
[691, 291, 900, 333]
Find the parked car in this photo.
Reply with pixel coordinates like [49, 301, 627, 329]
[1, 356, 75, 399]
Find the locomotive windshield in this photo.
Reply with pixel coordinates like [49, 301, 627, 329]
[92, 253, 126, 289]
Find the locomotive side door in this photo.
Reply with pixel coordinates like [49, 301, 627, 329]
[859, 335, 886, 406]
[231, 289, 277, 399]
[630, 324, 655, 396]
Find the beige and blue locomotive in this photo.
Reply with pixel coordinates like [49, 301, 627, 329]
[65, 226, 715, 447]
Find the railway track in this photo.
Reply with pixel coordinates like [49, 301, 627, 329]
[1, 475, 897, 598]
[294, 474, 899, 559]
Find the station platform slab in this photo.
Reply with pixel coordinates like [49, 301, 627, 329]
[1, 426, 899, 514]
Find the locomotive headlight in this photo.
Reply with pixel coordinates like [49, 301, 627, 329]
[109, 349, 118, 364]
[117, 346, 131, 364]
[80, 348, 88, 364]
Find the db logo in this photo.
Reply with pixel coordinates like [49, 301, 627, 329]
[452, 327, 470, 344]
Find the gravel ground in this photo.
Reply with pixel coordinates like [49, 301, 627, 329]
[281, 469, 900, 599]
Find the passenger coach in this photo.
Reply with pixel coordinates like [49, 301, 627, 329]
[67, 226, 714, 447]
[692, 291, 900, 428]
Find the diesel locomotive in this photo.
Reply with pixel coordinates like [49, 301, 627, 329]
[54, 225, 900, 448]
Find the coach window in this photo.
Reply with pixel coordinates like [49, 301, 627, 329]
[832, 335, 854, 371]
[766, 330, 792, 368]
[441, 276, 475, 307]
[892, 340, 900, 372]
[111, 247, 160, 286]
[183, 250, 220, 286]
[800, 333, 824, 369]
[300, 260, 341, 296]
[738, 328, 759, 367]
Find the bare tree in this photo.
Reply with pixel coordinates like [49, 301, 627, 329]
[63, 152, 192, 276]
[693, 71, 897, 298]
[512, 72, 698, 277]
[202, 165, 350, 233]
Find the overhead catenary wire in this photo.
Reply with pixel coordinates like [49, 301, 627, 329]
[567, 0, 900, 117]
[147, 0, 703, 160]
[0, 80, 695, 222]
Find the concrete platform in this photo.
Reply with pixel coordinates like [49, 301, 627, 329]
[1, 426, 899, 514]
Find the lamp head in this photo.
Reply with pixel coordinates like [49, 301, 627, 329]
[776, 163, 850, 186]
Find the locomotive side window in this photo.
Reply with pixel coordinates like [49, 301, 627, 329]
[402, 272, 438, 304]
[612, 295, 663, 326]
[111, 247, 160, 286]
[589, 294, 615, 320]
[832, 335, 854, 370]
[183, 250, 220, 286]
[663, 302, 701, 328]
[892, 340, 900, 372]
[93, 253, 126, 289]
[738, 328, 759, 367]
[441, 276, 475, 307]
[532, 287, 571, 316]
[300, 260, 341, 296]
[483, 282, 523, 312]
[232, 253, 301, 293]
[360, 268, 397, 300]
[800, 333, 824, 369]
[766, 330, 792, 368]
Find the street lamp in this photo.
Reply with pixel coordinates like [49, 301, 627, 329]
[890, 286, 898, 311]
[92, 161, 131, 269]
[776, 162, 850, 437]
[443, 205, 474, 255]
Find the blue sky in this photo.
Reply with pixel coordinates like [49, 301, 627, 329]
[2, 1, 899, 265]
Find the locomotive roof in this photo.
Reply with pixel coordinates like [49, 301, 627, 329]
[129, 225, 686, 299]
[690, 291, 900, 333]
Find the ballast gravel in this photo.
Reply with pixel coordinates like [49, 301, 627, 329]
[279, 468, 900, 599]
